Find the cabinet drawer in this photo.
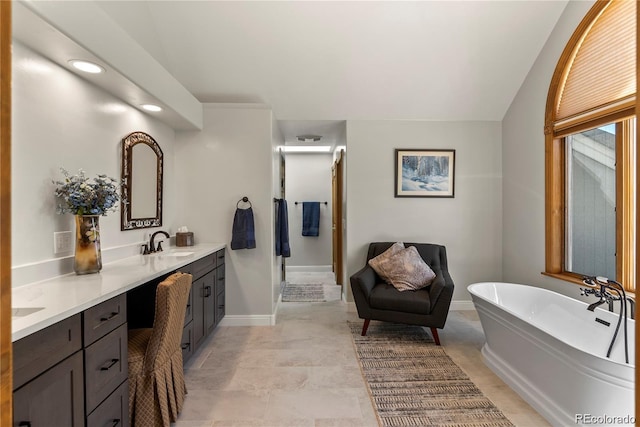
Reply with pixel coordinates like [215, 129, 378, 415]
[87, 380, 129, 427]
[84, 294, 127, 346]
[215, 264, 225, 295]
[181, 322, 193, 364]
[85, 323, 128, 414]
[13, 314, 82, 390]
[191, 253, 216, 279]
[215, 249, 225, 267]
[13, 351, 85, 427]
[184, 287, 193, 326]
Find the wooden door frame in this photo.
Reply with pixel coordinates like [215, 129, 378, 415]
[0, 1, 12, 424]
[332, 149, 344, 286]
[635, 1, 639, 421]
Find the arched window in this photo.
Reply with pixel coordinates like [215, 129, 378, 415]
[545, 0, 636, 292]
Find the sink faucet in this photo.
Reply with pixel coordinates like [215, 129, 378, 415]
[149, 231, 170, 253]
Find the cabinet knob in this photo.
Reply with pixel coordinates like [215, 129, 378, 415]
[18, 422, 31, 427]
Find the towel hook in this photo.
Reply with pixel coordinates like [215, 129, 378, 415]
[237, 196, 252, 208]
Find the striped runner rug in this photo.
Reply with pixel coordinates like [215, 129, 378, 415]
[348, 321, 514, 427]
[281, 282, 326, 302]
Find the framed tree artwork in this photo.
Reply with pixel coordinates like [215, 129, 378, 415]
[395, 149, 455, 198]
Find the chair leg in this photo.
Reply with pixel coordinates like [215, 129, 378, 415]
[361, 319, 371, 336]
[430, 327, 441, 345]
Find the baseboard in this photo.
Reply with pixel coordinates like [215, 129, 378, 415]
[450, 300, 475, 311]
[218, 314, 276, 326]
[285, 265, 333, 273]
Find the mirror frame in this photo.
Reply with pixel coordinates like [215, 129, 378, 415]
[121, 131, 163, 230]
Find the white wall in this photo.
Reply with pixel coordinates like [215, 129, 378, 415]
[11, 42, 176, 285]
[346, 120, 502, 304]
[502, 0, 595, 298]
[285, 153, 333, 270]
[174, 104, 276, 322]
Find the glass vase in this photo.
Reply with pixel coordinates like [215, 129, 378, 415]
[74, 215, 102, 274]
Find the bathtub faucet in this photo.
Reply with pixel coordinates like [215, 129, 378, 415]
[581, 276, 629, 364]
[580, 278, 618, 311]
[586, 298, 608, 312]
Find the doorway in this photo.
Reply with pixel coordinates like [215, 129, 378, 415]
[280, 148, 344, 303]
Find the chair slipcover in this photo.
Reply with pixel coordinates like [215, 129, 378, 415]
[128, 272, 192, 427]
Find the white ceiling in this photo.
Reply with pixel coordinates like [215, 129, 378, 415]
[29, 1, 571, 142]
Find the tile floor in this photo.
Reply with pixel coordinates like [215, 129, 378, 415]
[174, 273, 549, 427]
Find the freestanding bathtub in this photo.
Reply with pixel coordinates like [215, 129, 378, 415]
[468, 282, 635, 427]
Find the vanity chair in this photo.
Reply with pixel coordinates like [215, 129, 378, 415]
[128, 272, 192, 427]
[350, 242, 454, 345]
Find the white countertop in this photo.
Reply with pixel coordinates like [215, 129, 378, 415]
[12, 243, 226, 342]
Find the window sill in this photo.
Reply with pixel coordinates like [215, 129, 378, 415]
[541, 271, 585, 286]
[542, 271, 635, 299]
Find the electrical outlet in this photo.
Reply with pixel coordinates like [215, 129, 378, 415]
[54, 231, 73, 254]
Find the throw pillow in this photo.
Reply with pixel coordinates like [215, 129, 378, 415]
[368, 242, 405, 284]
[372, 245, 436, 291]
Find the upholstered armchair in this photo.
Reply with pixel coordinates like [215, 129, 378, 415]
[350, 242, 454, 345]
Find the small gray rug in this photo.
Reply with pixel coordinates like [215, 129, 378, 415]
[282, 283, 326, 302]
[348, 321, 514, 427]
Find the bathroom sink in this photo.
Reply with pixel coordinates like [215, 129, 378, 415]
[12, 307, 44, 318]
[161, 250, 194, 257]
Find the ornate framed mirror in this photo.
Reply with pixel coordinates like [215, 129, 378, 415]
[121, 131, 163, 230]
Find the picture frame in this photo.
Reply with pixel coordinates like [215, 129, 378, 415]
[395, 149, 455, 198]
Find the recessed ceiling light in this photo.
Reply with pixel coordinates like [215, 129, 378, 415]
[296, 134, 322, 142]
[141, 104, 162, 112]
[282, 146, 331, 153]
[68, 60, 105, 74]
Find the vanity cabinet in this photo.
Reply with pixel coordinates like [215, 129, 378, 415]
[12, 245, 226, 425]
[14, 352, 85, 427]
[13, 315, 84, 427]
[83, 294, 129, 426]
[181, 248, 225, 364]
[12, 295, 128, 427]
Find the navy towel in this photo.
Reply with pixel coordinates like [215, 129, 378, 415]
[231, 207, 256, 250]
[275, 199, 290, 257]
[302, 202, 320, 236]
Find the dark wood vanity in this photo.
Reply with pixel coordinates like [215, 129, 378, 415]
[11, 247, 225, 427]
